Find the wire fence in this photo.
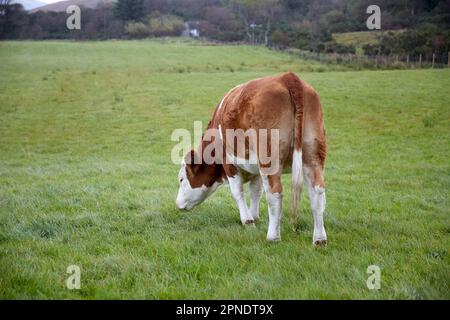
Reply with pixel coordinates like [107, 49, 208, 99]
[277, 47, 450, 70]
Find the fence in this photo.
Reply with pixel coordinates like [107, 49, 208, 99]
[279, 48, 450, 70]
[202, 39, 450, 70]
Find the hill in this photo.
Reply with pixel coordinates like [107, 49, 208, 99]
[29, 0, 112, 12]
[12, 0, 45, 10]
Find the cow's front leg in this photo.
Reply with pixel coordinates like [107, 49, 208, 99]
[228, 174, 255, 225]
[249, 175, 263, 220]
[261, 174, 283, 241]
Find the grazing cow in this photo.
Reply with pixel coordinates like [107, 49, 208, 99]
[176, 72, 327, 245]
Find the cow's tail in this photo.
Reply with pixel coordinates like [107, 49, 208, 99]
[281, 72, 305, 228]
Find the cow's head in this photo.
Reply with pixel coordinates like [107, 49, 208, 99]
[176, 150, 224, 210]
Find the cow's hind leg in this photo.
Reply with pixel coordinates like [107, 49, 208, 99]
[261, 174, 283, 241]
[249, 175, 263, 220]
[303, 165, 327, 245]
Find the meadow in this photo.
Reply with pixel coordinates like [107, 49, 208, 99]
[332, 30, 405, 54]
[0, 39, 449, 299]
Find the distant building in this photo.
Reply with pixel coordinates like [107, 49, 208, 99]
[181, 22, 200, 38]
[189, 29, 199, 38]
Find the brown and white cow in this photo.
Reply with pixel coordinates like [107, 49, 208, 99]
[176, 72, 327, 245]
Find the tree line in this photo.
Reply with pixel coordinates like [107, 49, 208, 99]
[1, 0, 449, 56]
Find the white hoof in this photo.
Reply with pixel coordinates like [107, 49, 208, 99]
[313, 228, 327, 245]
[267, 234, 281, 242]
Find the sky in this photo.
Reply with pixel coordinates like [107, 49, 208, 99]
[40, 0, 65, 3]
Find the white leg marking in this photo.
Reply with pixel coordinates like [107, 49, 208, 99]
[249, 175, 263, 220]
[228, 174, 254, 225]
[303, 167, 327, 244]
[261, 175, 282, 241]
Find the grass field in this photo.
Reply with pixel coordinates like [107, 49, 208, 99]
[0, 40, 449, 299]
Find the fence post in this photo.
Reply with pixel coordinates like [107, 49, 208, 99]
[406, 55, 409, 65]
[448, 52, 450, 68]
[419, 54, 422, 67]
[432, 53, 435, 68]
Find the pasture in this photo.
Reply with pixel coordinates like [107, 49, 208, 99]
[0, 40, 449, 299]
[332, 30, 405, 52]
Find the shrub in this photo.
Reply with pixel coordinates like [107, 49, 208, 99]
[125, 22, 149, 38]
[147, 13, 184, 37]
[270, 30, 291, 48]
[324, 41, 356, 54]
[363, 44, 379, 56]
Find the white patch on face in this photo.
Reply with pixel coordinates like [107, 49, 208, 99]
[175, 165, 220, 210]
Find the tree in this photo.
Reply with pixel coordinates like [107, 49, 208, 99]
[113, 0, 145, 22]
[200, 5, 244, 41]
[0, 0, 28, 39]
[231, 0, 280, 46]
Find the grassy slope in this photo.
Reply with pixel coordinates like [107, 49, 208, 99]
[0, 40, 449, 299]
[333, 30, 405, 53]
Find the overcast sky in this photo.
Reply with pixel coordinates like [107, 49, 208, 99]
[40, 0, 66, 3]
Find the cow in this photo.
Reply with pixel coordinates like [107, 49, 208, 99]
[175, 72, 328, 245]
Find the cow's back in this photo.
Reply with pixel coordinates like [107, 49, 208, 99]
[217, 75, 295, 170]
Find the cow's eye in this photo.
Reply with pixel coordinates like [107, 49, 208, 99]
[179, 178, 183, 183]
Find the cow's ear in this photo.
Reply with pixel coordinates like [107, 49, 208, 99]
[184, 150, 201, 173]
[184, 149, 198, 165]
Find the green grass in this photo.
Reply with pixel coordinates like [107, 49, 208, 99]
[0, 40, 449, 299]
[333, 30, 405, 54]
